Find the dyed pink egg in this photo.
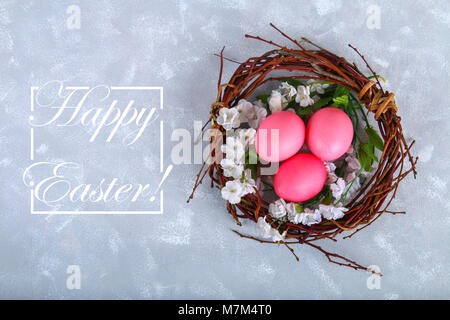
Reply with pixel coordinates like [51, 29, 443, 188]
[255, 111, 305, 162]
[307, 107, 354, 161]
[274, 153, 326, 202]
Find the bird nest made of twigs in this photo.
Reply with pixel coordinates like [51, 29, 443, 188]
[188, 24, 417, 275]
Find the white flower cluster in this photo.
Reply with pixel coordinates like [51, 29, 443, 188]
[217, 80, 328, 140]
[220, 168, 256, 204]
[266, 80, 329, 114]
[326, 146, 367, 204]
[217, 99, 268, 131]
[266, 198, 347, 226]
[219, 99, 263, 204]
[220, 134, 257, 204]
[256, 216, 287, 242]
[257, 199, 349, 241]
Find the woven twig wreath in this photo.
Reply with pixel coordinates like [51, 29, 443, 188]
[189, 24, 418, 274]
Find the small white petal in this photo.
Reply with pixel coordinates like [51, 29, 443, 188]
[256, 217, 273, 239]
[268, 199, 287, 218]
[268, 90, 285, 113]
[298, 208, 322, 226]
[318, 204, 348, 220]
[221, 180, 244, 204]
[217, 108, 241, 131]
[330, 178, 346, 200]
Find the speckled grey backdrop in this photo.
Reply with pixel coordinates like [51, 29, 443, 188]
[0, 0, 449, 299]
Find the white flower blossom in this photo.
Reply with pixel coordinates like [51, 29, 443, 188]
[345, 170, 357, 183]
[268, 198, 287, 218]
[327, 172, 338, 184]
[235, 99, 253, 122]
[289, 214, 303, 224]
[324, 161, 338, 184]
[221, 137, 245, 163]
[241, 168, 256, 195]
[253, 99, 266, 109]
[343, 154, 363, 193]
[221, 180, 244, 204]
[318, 204, 348, 220]
[285, 202, 296, 215]
[345, 155, 361, 171]
[256, 217, 286, 242]
[324, 162, 336, 173]
[297, 208, 322, 226]
[245, 103, 267, 129]
[332, 176, 362, 205]
[271, 229, 287, 242]
[268, 90, 287, 113]
[286, 202, 304, 224]
[216, 107, 240, 130]
[330, 177, 346, 200]
[279, 82, 297, 99]
[220, 158, 244, 179]
[360, 169, 373, 179]
[345, 177, 361, 201]
[308, 80, 329, 94]
[295, 85, 315, 107]
[256, 217, 273, 238]
[236, 128, 256, 146]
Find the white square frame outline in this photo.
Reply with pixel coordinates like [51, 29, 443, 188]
[29, 86, 164, 215]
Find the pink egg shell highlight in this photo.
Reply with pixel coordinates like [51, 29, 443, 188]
[306, 107, 354, 161]
[255, 111, 305, 163]
[274, 153, 327, 202]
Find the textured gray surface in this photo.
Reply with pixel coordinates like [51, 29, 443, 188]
[0, 0, 449, 299]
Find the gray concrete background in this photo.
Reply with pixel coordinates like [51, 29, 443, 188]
[0, 0, 449, 299]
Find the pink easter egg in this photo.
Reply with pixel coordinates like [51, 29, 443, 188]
[307, 107, 354, 161]
[255, 111, 305, 162]
[274, 153, 326, 202]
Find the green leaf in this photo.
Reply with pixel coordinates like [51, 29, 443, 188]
[297, 106, 312, 115]
[361, 143, 378, 163]
[285, 99, 298, 110]
[333, 86, 350, 98]
[302, 186, 328, 208]
[366, 127, 384, 151]
[358, 144, 368, 168]
[332, 95, 349, 107]
[294, 203, 304, 213]
[321, 187, 332, 205]
[313, 96, 332, 109]
[368, 74, 386, 82]
[358, 143, 374, 171]
[256, 94, 270, 104]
